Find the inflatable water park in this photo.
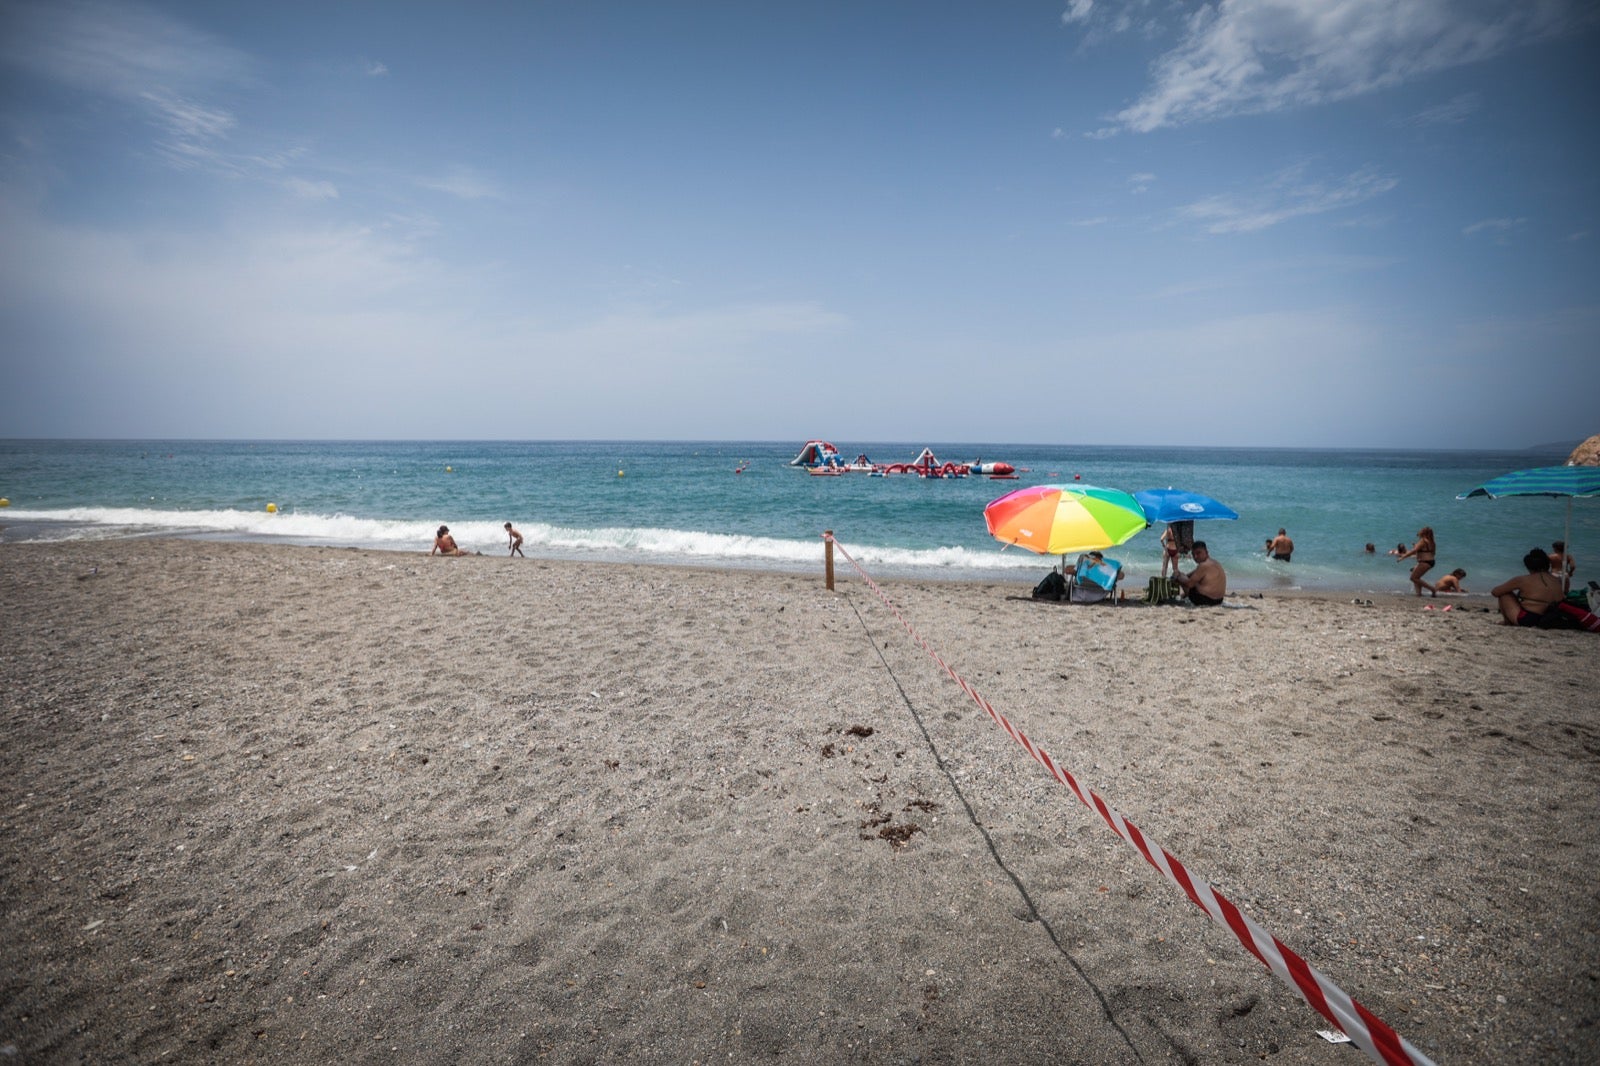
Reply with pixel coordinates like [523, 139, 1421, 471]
[788, 441, 1018, 479]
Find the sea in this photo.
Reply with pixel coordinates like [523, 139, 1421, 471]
[1, 439, 1592, 594]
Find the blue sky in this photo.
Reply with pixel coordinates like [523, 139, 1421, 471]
[2, 0, 1597, 449]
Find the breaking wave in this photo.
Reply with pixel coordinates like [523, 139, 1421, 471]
[0, 506, 1040, 579]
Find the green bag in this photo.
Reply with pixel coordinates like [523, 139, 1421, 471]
[1145, 576, 1178, 603]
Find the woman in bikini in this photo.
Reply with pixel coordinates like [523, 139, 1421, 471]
[1549, 540, 1575, 593]
[1492, 548, 1564, 626]
[431, 525, 469, 556]
[1397, 526, 1437, 596]
[1160, 520, 1193, 579]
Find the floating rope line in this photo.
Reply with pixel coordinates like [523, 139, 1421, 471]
[824, 534, 1434, 1066]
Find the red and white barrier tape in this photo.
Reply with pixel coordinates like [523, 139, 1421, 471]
[825, 535, 1434, 1066]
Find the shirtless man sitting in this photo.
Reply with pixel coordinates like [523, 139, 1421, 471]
[1174, 541, 1226, 606]
[1491, 548, 1564, 626]
[1267, 528, 1293, 562]
[431, 525, 469, 556]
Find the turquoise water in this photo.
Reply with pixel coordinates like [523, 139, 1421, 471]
[1, 439, 1592, 593]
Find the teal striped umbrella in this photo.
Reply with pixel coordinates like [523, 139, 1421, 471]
[1457, 466, 1600, 500]
[1458, 465, 1600, 582]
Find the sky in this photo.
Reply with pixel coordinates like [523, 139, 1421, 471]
[1, 0, 1597, 449]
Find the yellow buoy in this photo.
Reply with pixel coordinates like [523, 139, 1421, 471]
[445, 466, 453, 473]
[617, 469, 625, 477]
[266, 502, 278, 513]
[0, 497, 9, 507]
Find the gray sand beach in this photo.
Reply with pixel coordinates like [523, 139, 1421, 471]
[2, 539, 1596, 1064]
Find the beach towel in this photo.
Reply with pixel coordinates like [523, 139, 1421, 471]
[1077, 557, 1121, 592]
[1548, 601, 1600, 633]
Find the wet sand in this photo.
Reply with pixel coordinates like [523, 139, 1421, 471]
[2, 538, 1596, 1064]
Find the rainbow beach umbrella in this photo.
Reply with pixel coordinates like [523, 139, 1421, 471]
[984, 483, 1149, 557]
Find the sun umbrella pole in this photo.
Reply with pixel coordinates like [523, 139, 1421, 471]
[1564, 499, 1573, 590]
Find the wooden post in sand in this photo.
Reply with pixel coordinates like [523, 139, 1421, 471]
[824, 530, 835, 591]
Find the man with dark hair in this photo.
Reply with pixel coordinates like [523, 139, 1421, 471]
[1175, 541, 1226, 606]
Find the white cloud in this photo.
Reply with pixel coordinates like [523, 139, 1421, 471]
[1062, 0, 1096, 25]
[1399, 91, 1481, 126]
[138, 90, 235, 141]
[1128, 171, 1155, 193]
[0, 1, 350, 193]
[1061, 0, 1163, 45]
[1, 0, 253, 99]
[135, 88, 238, 169]
[1462, 216, 1526, 241]
[365, 60, 389, 77]
[1088, 0, 1578, 133]
[416, 167, 505, 201]
[2, 2, 253, 170]
[1180, 164, 1398, 234]
[286, 177, 339, 200]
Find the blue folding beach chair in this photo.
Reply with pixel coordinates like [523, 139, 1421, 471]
[1066, 554, 1123, 604]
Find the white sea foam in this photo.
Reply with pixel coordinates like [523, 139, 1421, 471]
[0, 506, 1043, 578]
[2, 506, 436, 550]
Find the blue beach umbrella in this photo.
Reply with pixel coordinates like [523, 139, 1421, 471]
[1458, 465, 1600, 581]
[1133, 488, 1240, 523]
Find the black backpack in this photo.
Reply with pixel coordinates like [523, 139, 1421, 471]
[1032, 570, 1066, 601]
